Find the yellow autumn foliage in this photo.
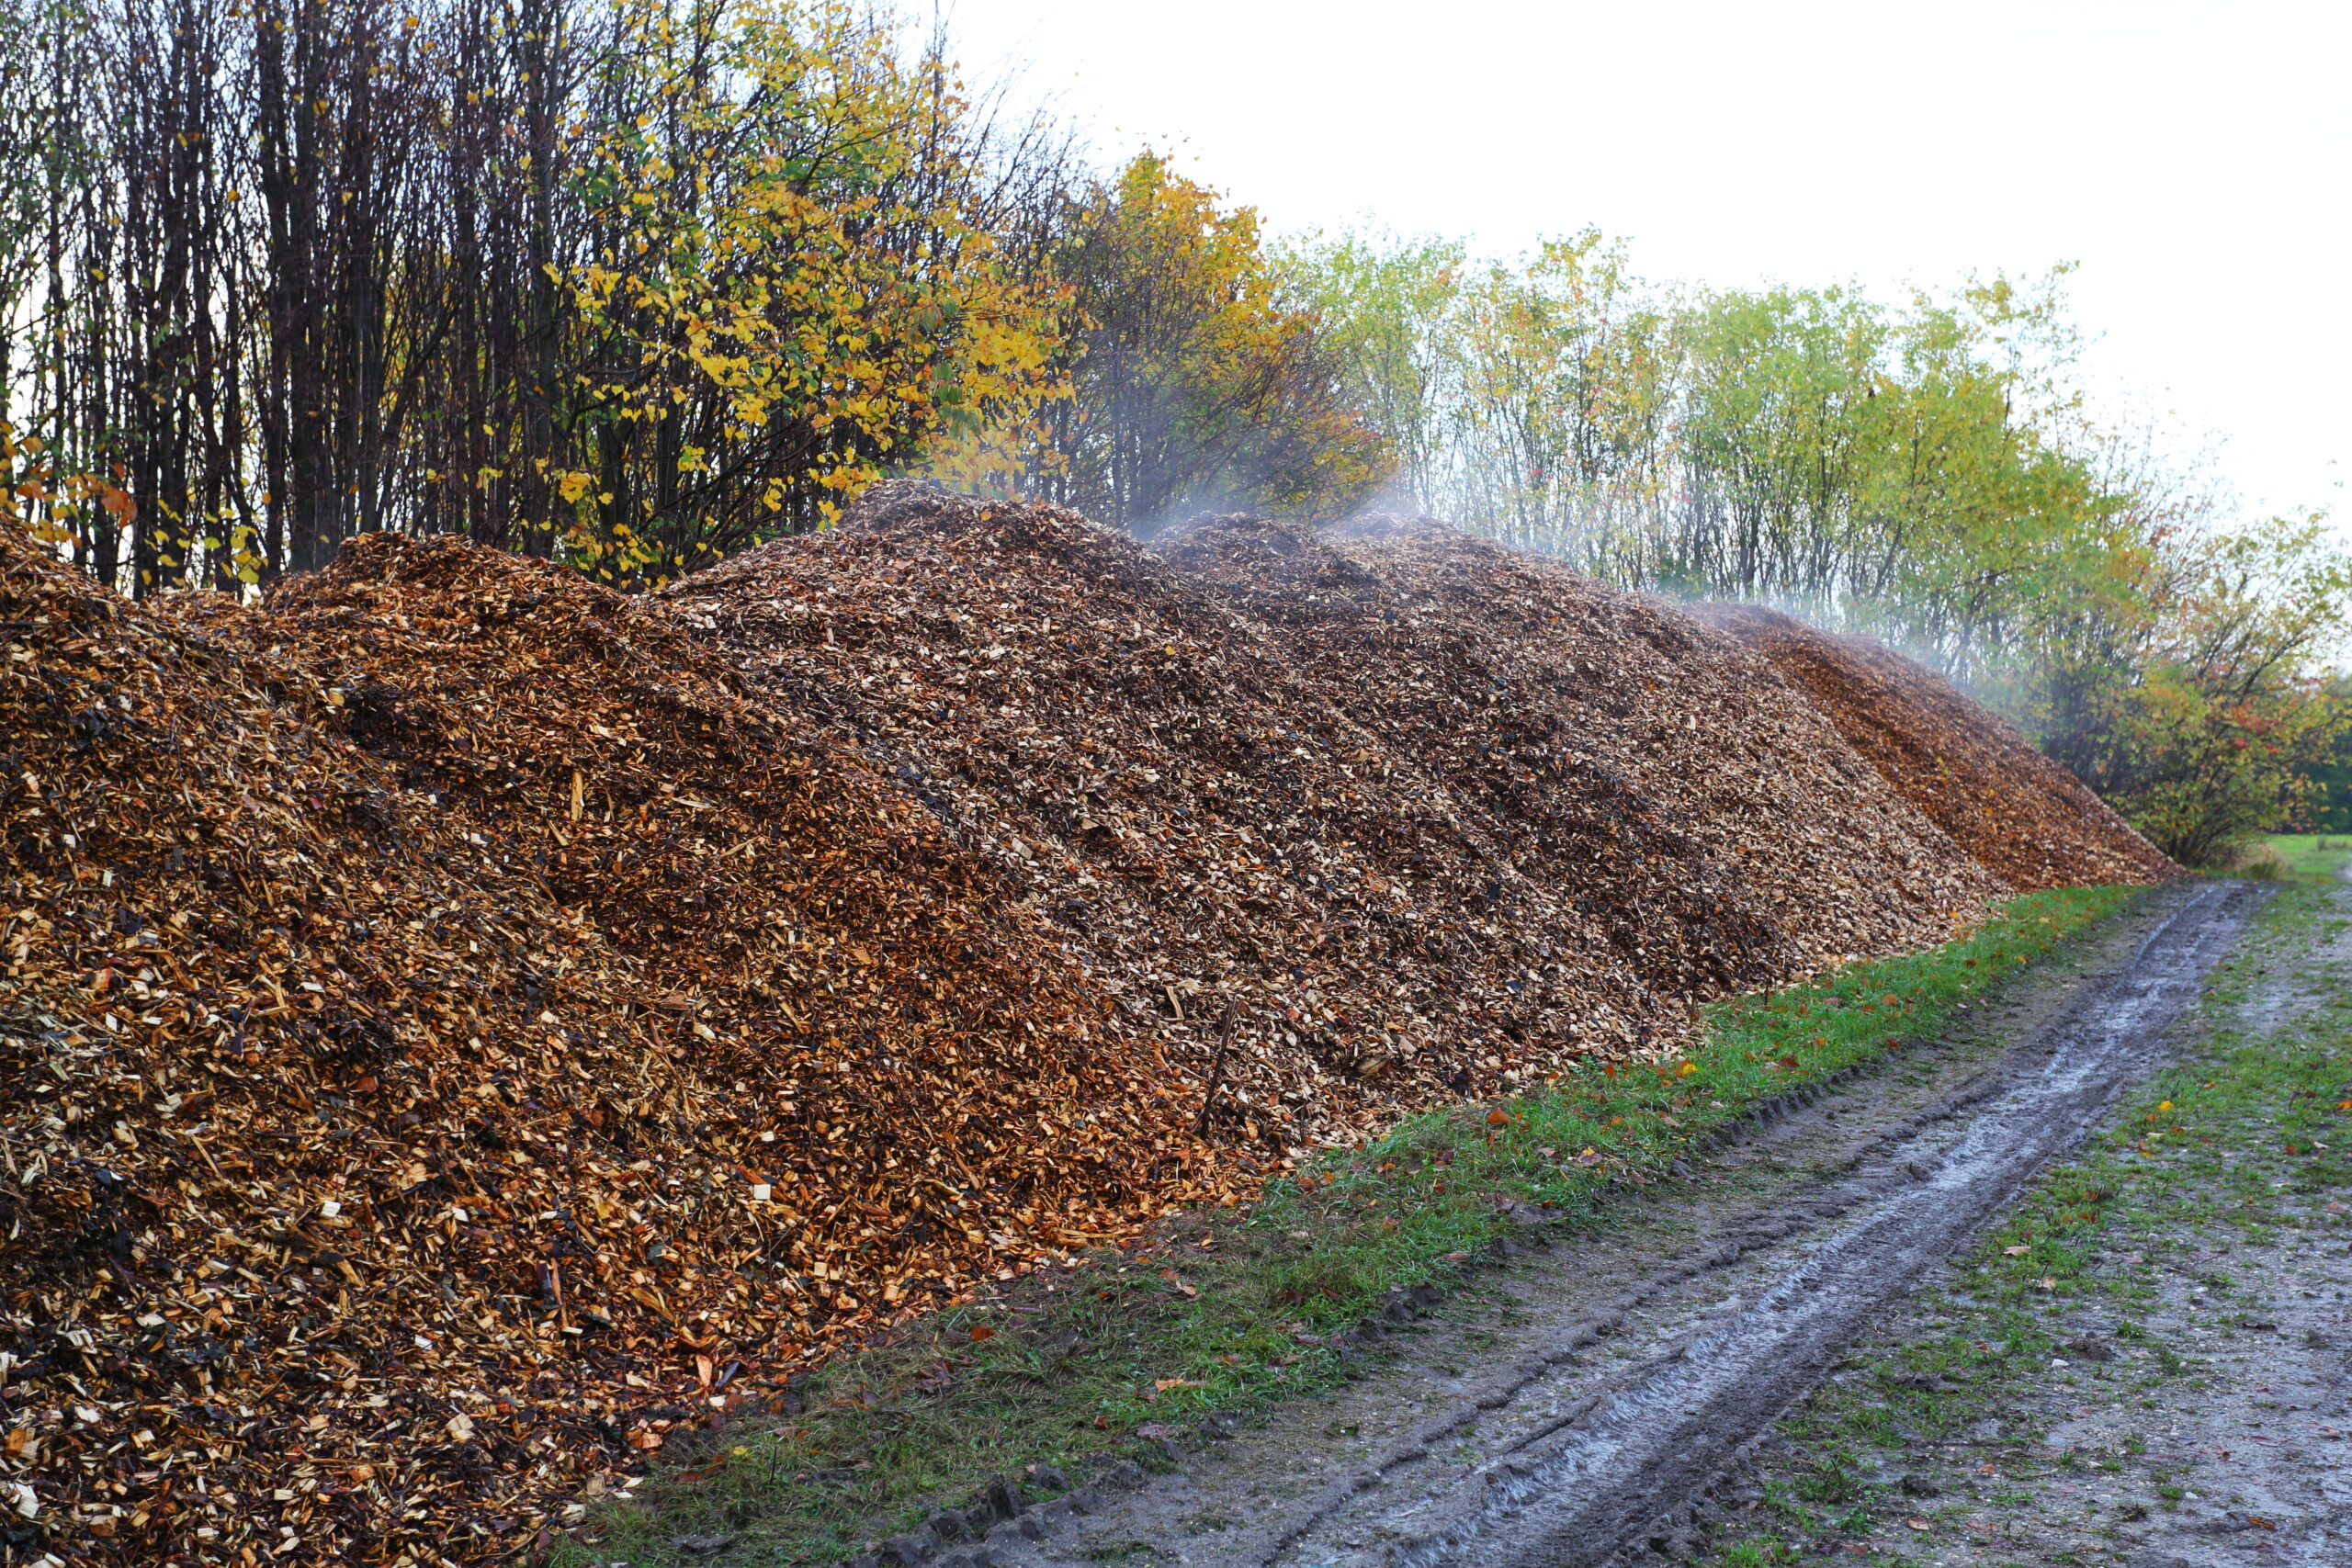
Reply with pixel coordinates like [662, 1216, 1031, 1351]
[561, 0, 1068, 585]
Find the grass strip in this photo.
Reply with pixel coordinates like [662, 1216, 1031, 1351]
[562, 885, 2140, 1567]
[1707, 881, 2352, 1566]
[2253, 831, 2352, 884]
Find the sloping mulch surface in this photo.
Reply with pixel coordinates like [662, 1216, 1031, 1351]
[0, 500, 2085, 1564]
[1692, 603, 2179, 890]
[667, 491, 2004, 1147]
[0, 531, 1215, 1564]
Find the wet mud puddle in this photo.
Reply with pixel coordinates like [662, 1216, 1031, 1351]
[1001, 883, 2265, 1568]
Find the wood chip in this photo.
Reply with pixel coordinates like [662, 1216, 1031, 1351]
[1691, 604, 2180, 888]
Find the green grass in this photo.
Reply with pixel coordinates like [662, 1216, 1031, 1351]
[1706, 881, 2352, 1566]
[2251, 832, 2352, 884]
[559, 886, 2142, 1567]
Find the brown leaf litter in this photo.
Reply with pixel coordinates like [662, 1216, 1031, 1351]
[0, 491, 2164, 1563]
[1691, 603, 2180, 890]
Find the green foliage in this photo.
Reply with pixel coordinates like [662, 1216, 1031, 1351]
[560, 0, 1069, 584]
[1277, 231, 1464, 503]
[1283, 237, 2113, 647]
[1284, 227, 1674, 554]
[2021, 514, 2352, 866]
[0, 0, 1080, 592]
[1288, 231, 2352, 866]
[1027, 154, 1389, 527]
[2289, 678, 2352, 832]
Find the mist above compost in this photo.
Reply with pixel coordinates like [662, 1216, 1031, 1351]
[1694, 603, 2179, 890]
[0, 490, 2156, 1563]
[670, 492, 2004, 1123]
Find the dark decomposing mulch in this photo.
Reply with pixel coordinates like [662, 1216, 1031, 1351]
[0, 494, 2154, 1564]
[1693, 602, 2181, 890]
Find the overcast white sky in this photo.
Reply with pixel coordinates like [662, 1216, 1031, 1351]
[943, 0, 2347, 525]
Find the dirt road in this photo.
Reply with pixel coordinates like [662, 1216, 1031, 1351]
[967, 882, 2277, 1568]
[1709, 880, 2352, 1568]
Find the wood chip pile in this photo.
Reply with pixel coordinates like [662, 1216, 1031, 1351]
[1691, 603, 2179, 890]
[670, 489, 2000, 1137]
[0, 492, 2036, 1563]
[0, 529, 1215, 1564]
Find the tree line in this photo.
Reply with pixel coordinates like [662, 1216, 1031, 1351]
[0, 0, 2340, 863]
[0, 0, 1364, 591]
[0, 0, 1089, 589]
[1279, 234, 2352, 865]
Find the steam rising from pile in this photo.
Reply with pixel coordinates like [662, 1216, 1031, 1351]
[669, 487, 2006, 1133]
[0, 489, 2159, 1562]
[1693, 603, 2179, 890]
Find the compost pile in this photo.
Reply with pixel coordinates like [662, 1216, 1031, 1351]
[0, 491, 2055, 1565]
[0, 530, 1212, 1564]
[668, 489, 2002, 1145]
[1693, 603, 2179, 890]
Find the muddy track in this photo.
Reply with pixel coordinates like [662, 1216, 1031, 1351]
[1385, 881, 2264, 1568]
[1006, 881, 2265, 1568]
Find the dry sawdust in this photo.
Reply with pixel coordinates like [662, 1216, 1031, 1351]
[1691, 603, 2180, 891]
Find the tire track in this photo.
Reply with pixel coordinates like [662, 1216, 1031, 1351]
[1355, 880, 2260, 1567]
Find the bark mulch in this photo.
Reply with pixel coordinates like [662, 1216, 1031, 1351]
[0, 529, 1217, 1566]
[1691, 602, 2180, 890]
